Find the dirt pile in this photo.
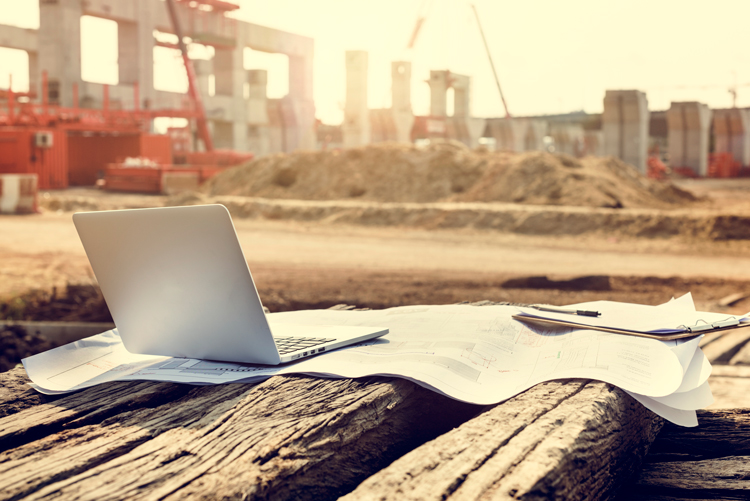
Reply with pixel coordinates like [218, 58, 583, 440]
[0, 284, 112, 323]
[204, 141, 696, 209]
[0, 325, 56, 373]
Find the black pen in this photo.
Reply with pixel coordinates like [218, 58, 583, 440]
[529, 304, 601, 317]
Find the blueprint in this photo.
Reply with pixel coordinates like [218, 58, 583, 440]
[23, 297, 709, 426]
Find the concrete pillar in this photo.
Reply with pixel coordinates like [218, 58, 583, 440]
[286, 55, 315, 151]
[602, 90, 649, 173]
[213, 120, 234, 149]
[193, 58, 213, 101]
[486, 118, 528, 152]
[391, 61, 414, 143]
[135, 0, 156, 108]
[713, 108, 750, 167]
[429, 70, 449, 117]
[343, 50, 369, 147]
[524, 119, 547, 151]
[213, 45, 247, 151]
[246, 69, 270, 156]
[27, 51, 39, 97]
[667, 102, 711, 176]
[214, 49, 234, 97]
[39, 0, 82, 106]
[550, 123, 585, 156]
[118, 21, 139, 85]
[583, 130, 604, 156]
[451, 74, 470, 117]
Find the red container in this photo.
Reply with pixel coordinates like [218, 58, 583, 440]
[0, 127, 67, 189]
[140, 134, 172, 165]
[67, 132, 173, 186]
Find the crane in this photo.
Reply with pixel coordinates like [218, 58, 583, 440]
[404, 1, 511, 118]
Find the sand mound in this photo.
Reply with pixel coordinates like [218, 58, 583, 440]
[204, 142, 696, 209]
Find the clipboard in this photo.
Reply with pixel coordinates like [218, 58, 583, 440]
[512, 314, 750, 341]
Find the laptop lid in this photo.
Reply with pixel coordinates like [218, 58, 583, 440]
[73, 204, 282, 365]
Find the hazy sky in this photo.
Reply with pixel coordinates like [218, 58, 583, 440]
[2, 0, 750, 124]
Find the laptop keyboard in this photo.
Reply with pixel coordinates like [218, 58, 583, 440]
[274, 336, 336, 355]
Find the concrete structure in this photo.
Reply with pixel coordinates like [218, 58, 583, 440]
[549, 123, 585, 156]
[666, 102, 711, 176]
[390, 61, 415, 143]
[0, 0, 315, 154]
[342, 50, 369, 147]
[712, 108, 750, 167]
[484, 118, 547, 153]
[583, 131, 605, 156]
[427, 70, 483, 147]
[602, 90, 649, 173]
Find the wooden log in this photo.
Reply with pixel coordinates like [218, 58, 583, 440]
[0, 301, 665, 500]
[607, 409, 750, 500]
[647, 409, 750, 462]
[630, 457, 750, 500]
[0, 368, 480, 501]
[341, 380, 662, 501]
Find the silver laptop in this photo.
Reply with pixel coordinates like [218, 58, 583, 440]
[72, 204, 388, 365]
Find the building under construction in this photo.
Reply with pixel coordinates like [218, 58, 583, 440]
[1, 0, 749, 195]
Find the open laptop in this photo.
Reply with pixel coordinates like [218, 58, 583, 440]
[72, 204, 388, 365]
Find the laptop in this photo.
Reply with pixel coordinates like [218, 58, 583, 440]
[72, 204, 388, 365]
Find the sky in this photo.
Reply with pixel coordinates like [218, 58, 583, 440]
[2, 0, 750, 124]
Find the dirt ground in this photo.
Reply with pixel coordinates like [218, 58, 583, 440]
[5, 177, 750, 319]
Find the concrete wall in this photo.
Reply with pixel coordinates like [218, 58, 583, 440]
[485, 118, 548, 153]
[713, 108, 750, 167]
[602, 90, 649, 173]
[549, 123, 585, 156]
[666, 101, 711, 176]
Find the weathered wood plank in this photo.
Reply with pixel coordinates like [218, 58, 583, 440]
[626, 457, 750, 500]
[622, 408, 750, 500]
[699, 329, 750, 364]
[0, 371, 480, 501]
[646, 409, 750, 462]
[0, 366, 60, 418]
[342, 380, 662, 501]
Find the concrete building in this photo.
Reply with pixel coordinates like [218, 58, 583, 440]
[427, 70, 483, 147]
[548, 122, 585, 156]
[666, 102, 711, 176]
[602, 90, 649, 173]
[368, 62, 415, 144]
[713, 108, 750, 167]
[0, 0, 315, 154]
[484, 118, 547, 153]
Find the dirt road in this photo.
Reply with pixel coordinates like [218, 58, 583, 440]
[3, 211, 750, 314]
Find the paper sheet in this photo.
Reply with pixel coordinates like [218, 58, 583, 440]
[516, 298, 748, 335]
[24, 304, 699, 424]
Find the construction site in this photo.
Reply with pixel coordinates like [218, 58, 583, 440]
[1, 0, 750, 316]
[2, 1, 750, 498]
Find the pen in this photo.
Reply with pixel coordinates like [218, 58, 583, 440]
[529, 304, 601, 317]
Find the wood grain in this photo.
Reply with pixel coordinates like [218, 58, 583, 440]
[342, 380, 662, 501]
[623, 409, 750, 500]
[0, 370, 480, 501]
[647, 409, 750, 462]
